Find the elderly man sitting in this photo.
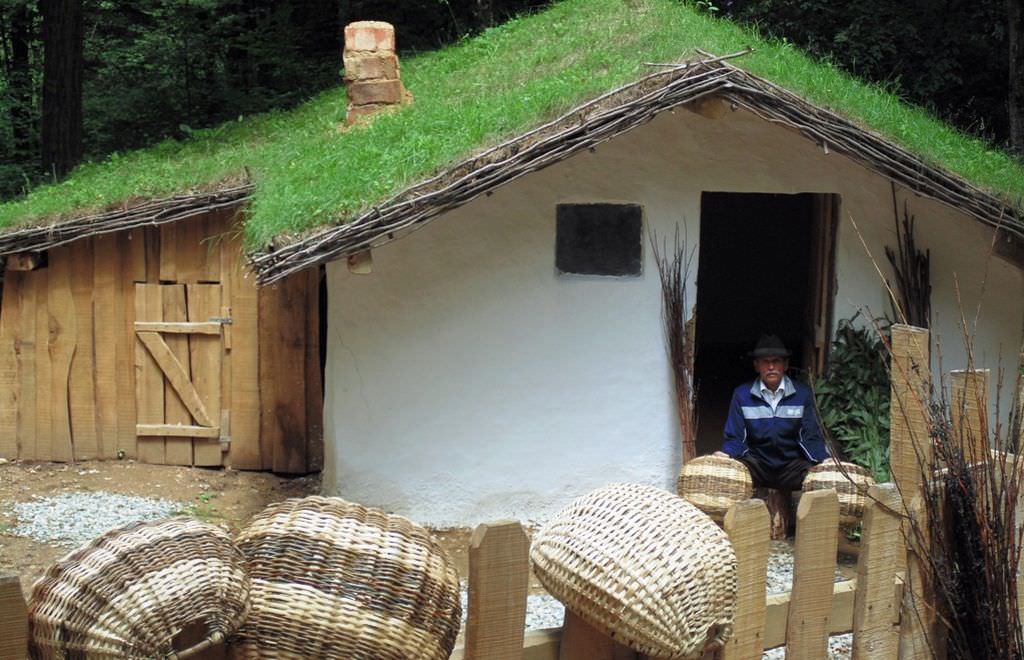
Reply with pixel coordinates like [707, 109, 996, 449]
[714, 334, 829, 491]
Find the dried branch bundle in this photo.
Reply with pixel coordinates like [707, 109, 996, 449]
[885, 185, 932, 328]
[650, 226, 697, 462]
[892, 338, 1024, 659]
[0, 183, 252, 256]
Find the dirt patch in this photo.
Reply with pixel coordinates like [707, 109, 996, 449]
[0, 459, 514, 600]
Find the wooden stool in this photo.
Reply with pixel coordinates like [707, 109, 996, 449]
[754, 487, 793, 540]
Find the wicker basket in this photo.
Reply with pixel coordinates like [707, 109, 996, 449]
[230, 495, 461, 659]
[28, 518, 250, 659]
[677, 455, 753, 521]
[531, 483, 737, 659]
[802, 460, 876, 526]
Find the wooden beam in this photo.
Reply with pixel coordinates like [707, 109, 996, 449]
[134, 321, 222, 335]
[6, 252, 42, 271]
[135, 283, 166, 464]
[161, 285, 193, 466]
[137, 423, 219, 438]
[68, 238, 97, 459]
[721, 499, 770, 660]
[0, 271, 22, 460]
[188, 284, 223, 466]
[222, 224, 261, 470]
[764, 579, 857, 650]
[786, 489, 840, 660]
[259, 274, 310, 474]
[47, 246, 75, 462]
[136, 331, 213, 427]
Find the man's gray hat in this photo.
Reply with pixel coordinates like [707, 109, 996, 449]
[749, 334, 791, 358]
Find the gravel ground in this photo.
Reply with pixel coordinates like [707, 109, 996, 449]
[10, 492, 183, 547]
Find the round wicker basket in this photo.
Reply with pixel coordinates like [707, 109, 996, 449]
[802, 460, 876, 526]
[230, 495, 461, 659]
[28, 518, 250, 659]
[531, 483, 737, 659]
[677, 455, 753, 521]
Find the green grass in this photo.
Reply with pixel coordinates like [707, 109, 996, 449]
[1, 0, 1022, 249]
[174, 490, 223, 522]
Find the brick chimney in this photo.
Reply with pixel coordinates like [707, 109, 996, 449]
[343, 21, 410, 125]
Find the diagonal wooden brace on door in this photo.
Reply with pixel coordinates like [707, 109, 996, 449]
[136, 331, 214, 427]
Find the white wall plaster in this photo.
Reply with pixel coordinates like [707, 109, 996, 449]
[323, 106, 1024, 527]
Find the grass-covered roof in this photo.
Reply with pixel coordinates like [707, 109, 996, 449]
[0, 0, 1021, 262]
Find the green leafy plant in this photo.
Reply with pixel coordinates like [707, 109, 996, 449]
[176, 489, 223, 521]
[813, 316, 891, 482]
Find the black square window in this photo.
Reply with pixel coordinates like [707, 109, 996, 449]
[556, 204, 643, 276]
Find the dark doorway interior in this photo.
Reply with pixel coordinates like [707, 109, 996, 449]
[693, 192, 819, 455]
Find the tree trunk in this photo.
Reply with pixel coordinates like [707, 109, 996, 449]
[1010, 0, 1024, 155]
[40, 0, 83, 179]
[471, 0, 496, 31]
[8, 1, 35, 161]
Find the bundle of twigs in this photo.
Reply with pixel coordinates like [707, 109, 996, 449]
[894, 343, 1024, 659]
[885, 185, 931, 328]
[650, 226, 698, 463]
[0, 182, 252, 256]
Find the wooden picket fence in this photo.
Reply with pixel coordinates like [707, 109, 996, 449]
[0, 495, 895, 660]
[448, 486, 902, 660]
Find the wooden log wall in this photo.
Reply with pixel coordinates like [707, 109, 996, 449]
[0, 207, 322, 473]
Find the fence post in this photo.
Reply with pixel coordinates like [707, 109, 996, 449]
[720, 499, 770, 660]
[785, 489, 839, 660]
[465, 520, 530, 660]
[0, 574, 27, 660]
[889, 324, 931, 497]
[950, 369, 989, 463]
[852, 483, 901, 659]
[889, 324, 937, 659]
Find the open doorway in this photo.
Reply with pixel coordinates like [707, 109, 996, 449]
[693, 192, 837, 455]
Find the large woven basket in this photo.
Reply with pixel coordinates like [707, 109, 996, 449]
[802, 460, 876, 526]
[531, 483, 737, 659]
[231, 495, 461, 659]
[677, 455, 753, 521]
[28, 518, 250, 659]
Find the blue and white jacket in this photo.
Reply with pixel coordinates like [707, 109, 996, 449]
[721, 377, 829, 471]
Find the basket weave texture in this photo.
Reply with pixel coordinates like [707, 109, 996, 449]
[802, 460, 876, 525]
[531, 483, 737, 659]
[677, 455, 753, 521]
[28, 518, 250, 659]
[231, 495, 461, 659]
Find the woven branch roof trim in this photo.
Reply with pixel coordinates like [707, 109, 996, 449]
[0, 182, 252, 257]
[250, 55, 1023, 284]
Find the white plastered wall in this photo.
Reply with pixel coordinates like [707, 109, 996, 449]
[323, 106, 1024, 527]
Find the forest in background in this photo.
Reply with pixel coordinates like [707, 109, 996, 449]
[0, 0, 1020, 203]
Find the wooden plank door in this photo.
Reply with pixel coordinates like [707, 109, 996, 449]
[135, 283, 226, 465]
[803, 193, 838, 377]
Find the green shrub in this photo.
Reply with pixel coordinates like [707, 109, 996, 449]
[813, 317, 891, 482]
